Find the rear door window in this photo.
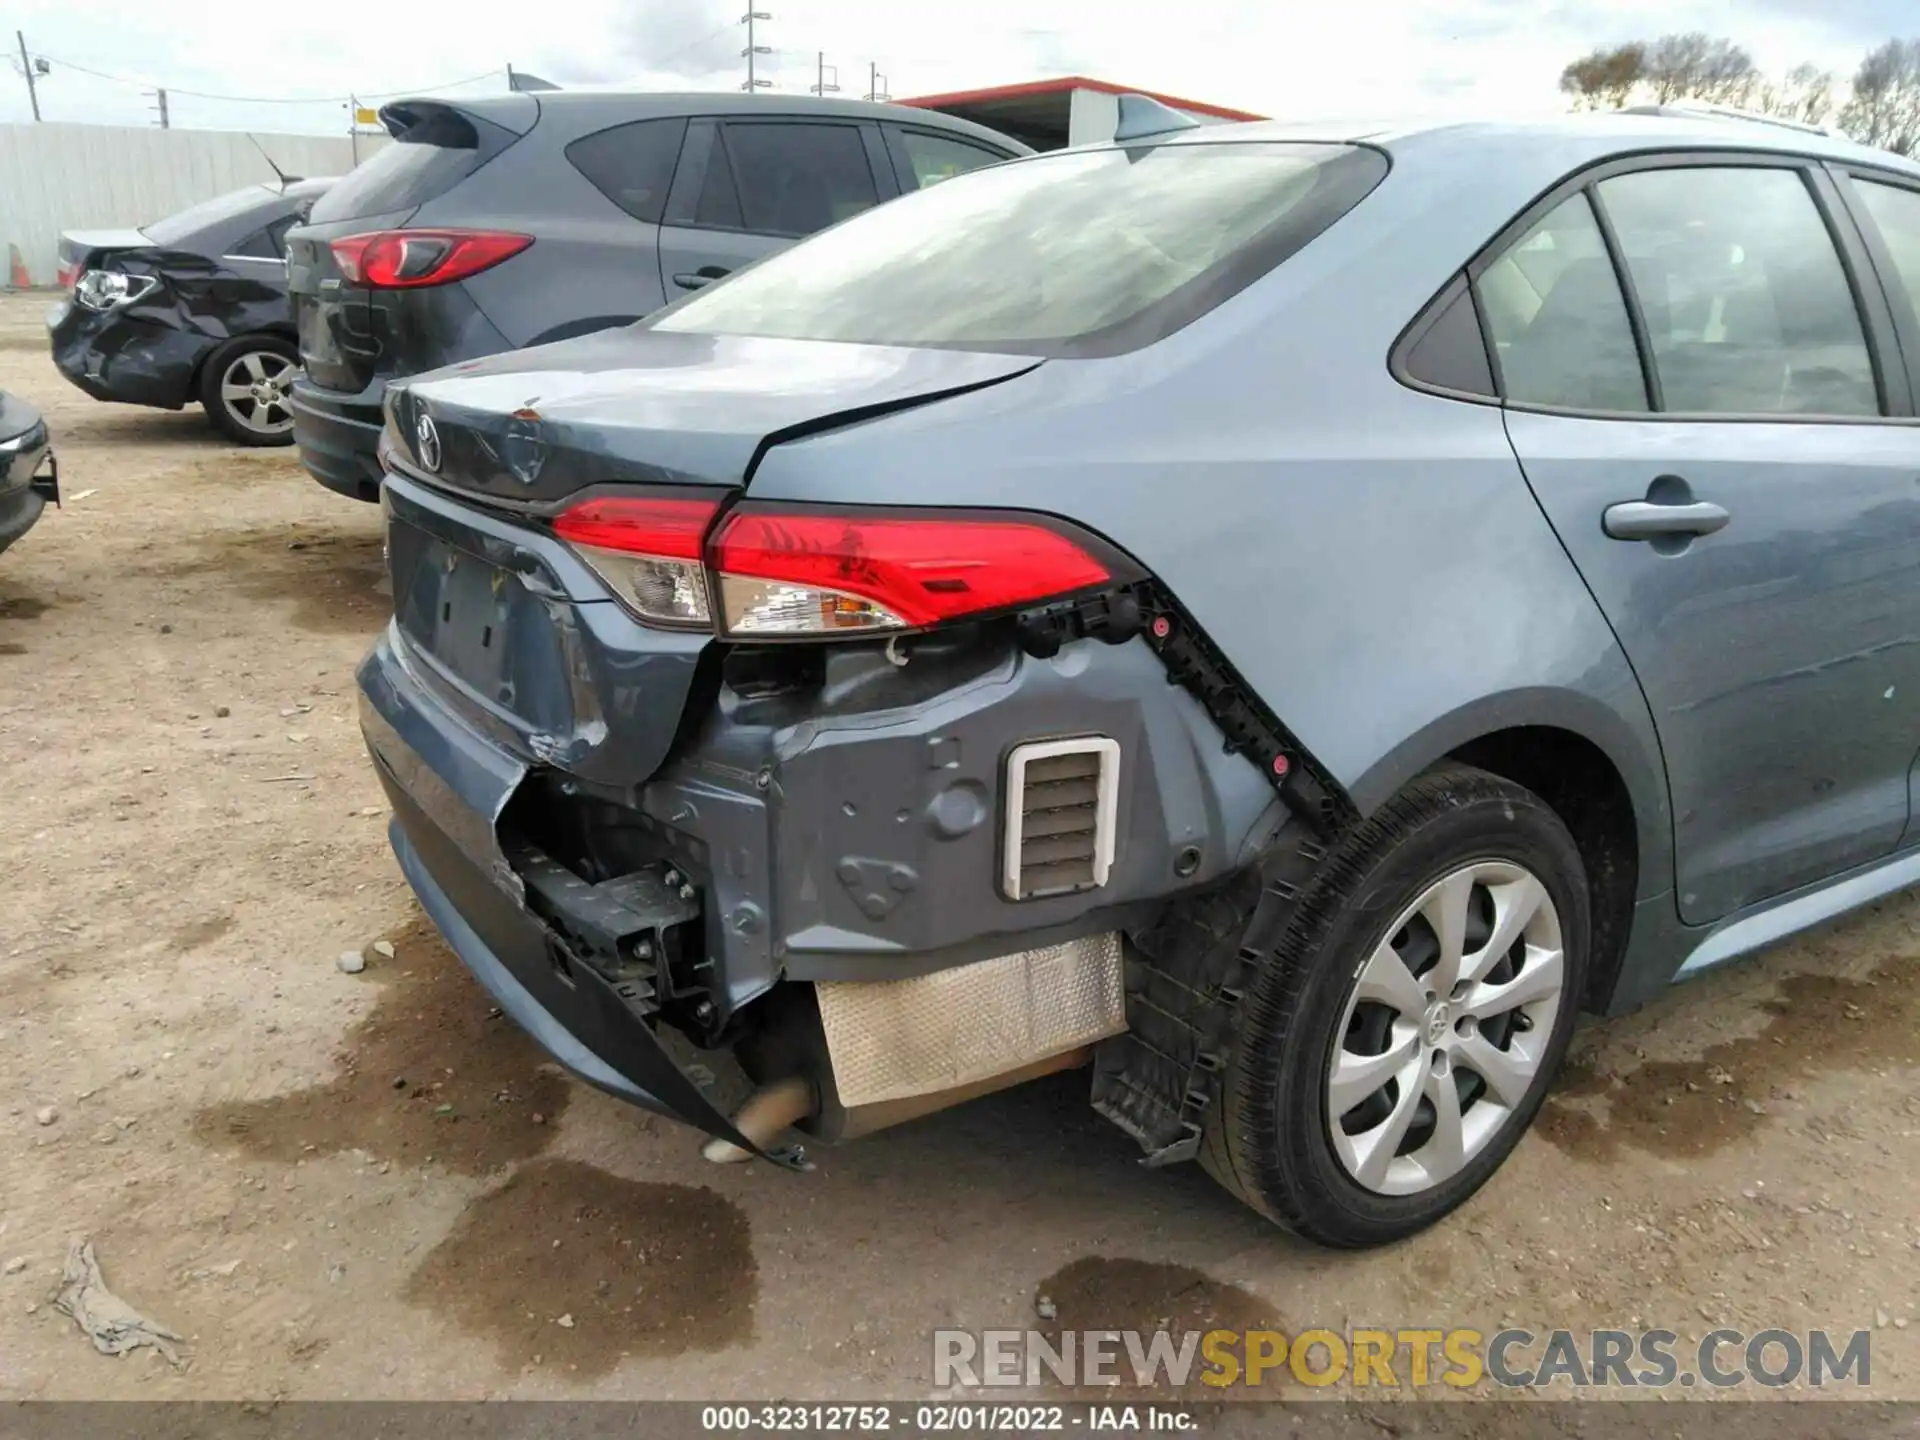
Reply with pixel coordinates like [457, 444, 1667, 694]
[1597, 166, 1879, 416]
[890, 127, 1009, 190]
[1853, 178, 1920, 326]
[566, 117, 688, 225]
[227, 225, 282, 260]
[718, 122, 878, 236]
[230, 212, 300, 261]
[1475, 193, 1650, 412]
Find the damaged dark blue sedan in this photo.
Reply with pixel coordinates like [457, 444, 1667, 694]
[49, 178, 333, 445]
[359, 102, 1920, 1247]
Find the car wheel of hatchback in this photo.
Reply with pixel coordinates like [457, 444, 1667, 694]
[200, 335, 298, 447]
[1201, 764, 1589, 1248]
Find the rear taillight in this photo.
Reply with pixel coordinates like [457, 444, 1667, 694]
[708, 508, 1114, 637]
[551, 497, 1122, 637]
[552, 495, 721, 629]
[330, 229, 532, 289]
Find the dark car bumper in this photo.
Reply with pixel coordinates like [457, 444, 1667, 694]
[291, 378, 385, 503]
[47, 298, 204, 411]
[0, 485, 47, 554]
[0, 412, 57, 555]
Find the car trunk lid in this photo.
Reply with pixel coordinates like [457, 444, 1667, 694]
[381, 329, 1040, 780]
[288, 96, 535, 393]
[392, 327, 1043, 503]
[56, 228, 151, 287]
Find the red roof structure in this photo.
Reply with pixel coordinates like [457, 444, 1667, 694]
[899, 76, 1265, 150]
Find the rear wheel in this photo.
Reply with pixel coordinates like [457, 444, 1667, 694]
[1201, 764, 1589, 1247]
[199, 334, 298, 446]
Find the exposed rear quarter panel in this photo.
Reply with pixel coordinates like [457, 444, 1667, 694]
[745, 131, 1675, 899]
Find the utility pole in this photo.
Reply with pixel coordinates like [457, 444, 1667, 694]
[810, 52, 839, 96]
[864, 62, 889, 102]
[16, 32, 41, 122]
[740, 10, 772, 91]
[150, 87, 169, 128]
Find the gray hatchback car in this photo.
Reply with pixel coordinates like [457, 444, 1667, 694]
[287, 91, 1026, 502]
[356, 105, 1920, 1247]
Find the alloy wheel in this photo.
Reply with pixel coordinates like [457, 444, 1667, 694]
[1326, 859, 1565, 1196]
[218, 350, 296, 438]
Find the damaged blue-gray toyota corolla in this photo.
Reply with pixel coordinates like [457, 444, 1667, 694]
[357, 102, 1920, 1247]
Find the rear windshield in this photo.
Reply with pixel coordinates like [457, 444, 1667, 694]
[143, 186, 282, 247]
[651, 141, 1387, 357]
[311, 106, 517, 222]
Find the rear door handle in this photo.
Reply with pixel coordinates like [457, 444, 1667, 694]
[672, 266, 730, 291]
[1602, 500, 1730, 540]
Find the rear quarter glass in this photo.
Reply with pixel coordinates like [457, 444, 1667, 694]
[650, 141, 1389, 358]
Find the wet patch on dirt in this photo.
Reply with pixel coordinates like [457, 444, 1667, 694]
[0, 593, 50, 620]
[1031, 1257, 1283, 1393]
[152, 521, 389, 637]
[169, 915, 234, 951]
[191, 919, 569, 1175]
[0, 641, 24, 655]
[1538, 950, 1920, 1161]
[403, 1157, 756, 1377]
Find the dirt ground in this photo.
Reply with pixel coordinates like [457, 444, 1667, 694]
[1, 289, 1918, 1409]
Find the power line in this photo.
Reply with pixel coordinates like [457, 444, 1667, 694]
[28, 53, 505, 106]
[656, 21, 735, 69]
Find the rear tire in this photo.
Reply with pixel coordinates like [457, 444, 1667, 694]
[199, 334, 298, 447]
[1201, 764, 1589, 1248]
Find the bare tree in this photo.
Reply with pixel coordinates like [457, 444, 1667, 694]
[1754, 62, 1837, 125]
[1839, 39, 1920, 154]
[1644, 32, 1758, 106]
[1559, 43, 1646, 111]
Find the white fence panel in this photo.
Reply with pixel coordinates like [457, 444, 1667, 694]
[0, 123, 386, 286]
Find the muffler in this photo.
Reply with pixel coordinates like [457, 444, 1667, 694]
[707, 933, 1126, 1158]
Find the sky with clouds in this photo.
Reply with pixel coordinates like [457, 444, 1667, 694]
[3, 0, 1914, 135]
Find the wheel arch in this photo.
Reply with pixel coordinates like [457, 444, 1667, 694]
[1342, 687, 1672, 1015]
[187, 326, 297, 399]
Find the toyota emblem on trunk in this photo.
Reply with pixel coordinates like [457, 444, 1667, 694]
[414, 411, 442, 472]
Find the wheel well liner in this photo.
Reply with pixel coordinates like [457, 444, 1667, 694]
[1448, 725, 1637, 1013]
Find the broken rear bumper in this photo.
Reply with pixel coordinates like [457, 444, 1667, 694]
[361, 628, 780, 1155]
[360, 557, 1290, 1153]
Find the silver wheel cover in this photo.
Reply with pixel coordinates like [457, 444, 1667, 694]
[217, 350, 295, 437]
[1326, 860, 1565, 1196]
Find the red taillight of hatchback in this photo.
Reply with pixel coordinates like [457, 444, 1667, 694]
[551, 495, 1120, 638]
[330, 229, 532, 289]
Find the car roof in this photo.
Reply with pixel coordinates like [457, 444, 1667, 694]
[1123, 109, 1920, 179]
[392, 89, 1033, 155]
